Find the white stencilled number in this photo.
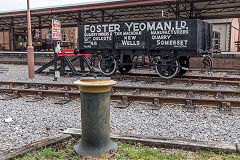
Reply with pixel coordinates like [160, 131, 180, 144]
[91, 41, 97, 45]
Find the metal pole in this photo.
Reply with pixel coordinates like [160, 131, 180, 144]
[53, 40, 58, 81]
[53, 16, 58, 81]
[27, 0, 35, 79]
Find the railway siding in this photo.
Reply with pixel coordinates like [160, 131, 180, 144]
[0, 64, 240, 156]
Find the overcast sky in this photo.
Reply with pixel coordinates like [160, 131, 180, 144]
[0, 0, 122, 13]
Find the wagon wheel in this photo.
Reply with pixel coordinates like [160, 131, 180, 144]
[177, 56, 189, 77]
[155, 58, 179, 79]
[99, 56, 117, 76]
[118, 55, 133, 74]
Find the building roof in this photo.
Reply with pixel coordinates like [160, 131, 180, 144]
[0, 0, 173, 17]
[0, 0, 124, 14]
[0, 0, 240, 30]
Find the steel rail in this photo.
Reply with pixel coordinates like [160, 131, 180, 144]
[112, 75, 240, 87]
[0, 81, 79, 89]
[0, 88, 80, 98]
[0, 88, 239, 107]
[111, 94, 240, 107]
[0, 81, 240, 109]
[123, 73, 240, 82]
[0, 81, 240, 97]
[113, 86, 240, 97]
[181, 75, 240, 82]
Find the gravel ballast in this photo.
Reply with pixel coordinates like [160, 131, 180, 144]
[0, 64, 240, 154]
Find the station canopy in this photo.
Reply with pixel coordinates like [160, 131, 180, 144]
[0, 0, 240, 30]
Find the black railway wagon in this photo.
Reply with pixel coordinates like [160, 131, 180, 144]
[78, 19, 213, 78]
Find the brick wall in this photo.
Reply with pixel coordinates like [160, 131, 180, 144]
[190, 55, 240, 69]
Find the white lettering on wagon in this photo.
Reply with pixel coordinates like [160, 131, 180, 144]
[82, 20, 190, 48]
[84, 21, 188, 33]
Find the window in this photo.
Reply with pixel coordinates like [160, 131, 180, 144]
[35, 30, 42, 39]
[62, 30, 67, 42]
[212, 31, 221, 50]
[47, 30, 52, 39]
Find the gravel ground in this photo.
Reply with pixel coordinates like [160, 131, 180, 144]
[0, 97, 240, 154]
[0, 97, 81, 152]
[0, 64, 240, 154]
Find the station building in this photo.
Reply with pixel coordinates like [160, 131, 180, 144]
[35, 18, 240, 52]
[205, 18, 240, 52]
[0, 27, 78, 51]
[0, 0, 239, 52]
[0, 20, 239, 52]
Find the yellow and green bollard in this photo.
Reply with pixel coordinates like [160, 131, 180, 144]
[74, 77, 118, 159]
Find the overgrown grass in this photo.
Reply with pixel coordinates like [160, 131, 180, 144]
[15, 138, 240, 160]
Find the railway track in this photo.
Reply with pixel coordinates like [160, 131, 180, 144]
[181, 75, 240, 81]
[123, 73, 240, 82]
[37, 71, 240, 85]
[112, 74, 240, 87]
[33, 70, 240, 87]
[0, 81, 239, 112]
[1, 81, 240, 97]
